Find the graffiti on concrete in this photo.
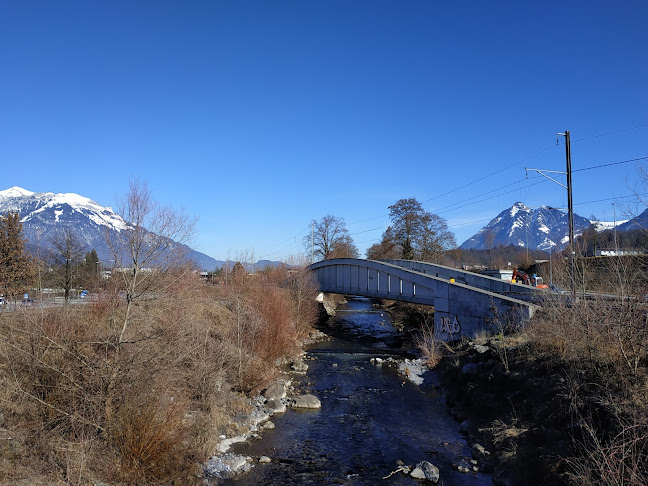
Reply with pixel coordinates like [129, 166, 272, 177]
[439, 315, 461, 335]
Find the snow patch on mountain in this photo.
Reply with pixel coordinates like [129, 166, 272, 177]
[16, 191, 128, 231]
[592, 220, 628, 231]
[0, 186, 34, 199]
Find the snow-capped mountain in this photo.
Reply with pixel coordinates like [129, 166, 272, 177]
[460, 202, 593, 251]
[617, 207, 648, 232]
[0, 186, 219, 270]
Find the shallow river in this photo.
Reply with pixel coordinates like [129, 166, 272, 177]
[220, 298, 492, 485]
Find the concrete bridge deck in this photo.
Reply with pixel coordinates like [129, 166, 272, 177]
[308, 258, 541, 340]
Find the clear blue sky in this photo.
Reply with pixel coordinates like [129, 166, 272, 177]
[2, 1, 647, 262]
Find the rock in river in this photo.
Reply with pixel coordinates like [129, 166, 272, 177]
[291, 394, 321, 409]
[410, 461, 440, 482]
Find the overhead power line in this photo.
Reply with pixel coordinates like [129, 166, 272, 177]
[420, 145, 558, 205]
[432, 178, 551, 216]
[571, 122, 648, 143]
[574, 192, 648, 206]
[573, 156, 648, 173]
[259, 227, 310, 259]
[428, 175, 543, 214]
[348, 226, 383, 236]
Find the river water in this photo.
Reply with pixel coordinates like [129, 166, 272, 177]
[220, 298, 492, 485]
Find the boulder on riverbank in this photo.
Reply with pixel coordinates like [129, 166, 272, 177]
[290, 359, 309, 373]
[263, 380, 287, 401]
[204, 453, 253, 478]
[265, 398, 286, 414]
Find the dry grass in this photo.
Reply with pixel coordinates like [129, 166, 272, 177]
[479, 418, 529, 463]
[0, 266, 319, 484]
[523, 273, 648, 484]
[415, 322, 444, 368]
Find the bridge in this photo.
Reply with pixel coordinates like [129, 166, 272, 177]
[308, 258, 542, 340]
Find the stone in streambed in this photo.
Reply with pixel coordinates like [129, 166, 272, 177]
[291, 394, 321, 409]
[266, 398, 286, 414]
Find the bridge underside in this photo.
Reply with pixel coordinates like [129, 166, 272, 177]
[308, 258, 539, 341]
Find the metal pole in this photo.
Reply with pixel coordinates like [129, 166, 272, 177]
[550, 247, 553, 286]
[526, 213, 529, 264]
[564, 131, 575, 295]
[612, 202, 618, 254]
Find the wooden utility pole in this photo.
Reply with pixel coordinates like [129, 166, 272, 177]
[525, 129, 575, 295]
[562, 131, 575, 296]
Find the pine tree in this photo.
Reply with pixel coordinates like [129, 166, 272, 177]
[0, 211, 36, 301]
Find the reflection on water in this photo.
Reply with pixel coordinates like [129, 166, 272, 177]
[218, 298, 492, 486]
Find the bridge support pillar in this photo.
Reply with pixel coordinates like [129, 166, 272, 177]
[316, 292, 344, 317]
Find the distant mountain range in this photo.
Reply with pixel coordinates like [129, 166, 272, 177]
[617, 207, 648, 232]
[460, 202, 629, 251]
[0, 186, 282, 271]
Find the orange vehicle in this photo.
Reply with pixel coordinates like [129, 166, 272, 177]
[512, 268, 549, 289]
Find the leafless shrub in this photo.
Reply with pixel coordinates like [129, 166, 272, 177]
[526, 253, 648, 486]
[480, 418, 529, 463]
[567, 406, 648, 486]
[113, 395, 191, 483]
[483, 300, 524, 372]
[415, 321, 444, 368]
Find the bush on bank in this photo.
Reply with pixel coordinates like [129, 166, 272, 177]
[525, 290, 648, 485]
[0, 266, 319, 484]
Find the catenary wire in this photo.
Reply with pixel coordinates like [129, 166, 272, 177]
[572, 156, 648, 173]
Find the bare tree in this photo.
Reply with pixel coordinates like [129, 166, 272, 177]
[387, 198, 456, 262]
[304, 215, 358, 262]
[389, 198, 421, 260]
[50, 227, 85, 303]
[366, 226, 400, 260]
[108, 180, 195, 343]
[417, 212, 457, 263]
[329, 234, 359, 259]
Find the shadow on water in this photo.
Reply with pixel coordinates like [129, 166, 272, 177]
[217, 298, 492, 485]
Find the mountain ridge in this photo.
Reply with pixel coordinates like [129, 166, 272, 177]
[0, 186, 220, 270]
[460, 202, 607, 251]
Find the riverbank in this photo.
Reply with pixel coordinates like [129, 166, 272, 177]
[0, 268, 323, 485]
[435, 338, 573, 486]
[433, 291, 648, 486]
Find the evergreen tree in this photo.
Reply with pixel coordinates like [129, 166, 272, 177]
[0, 211, 36, 301]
